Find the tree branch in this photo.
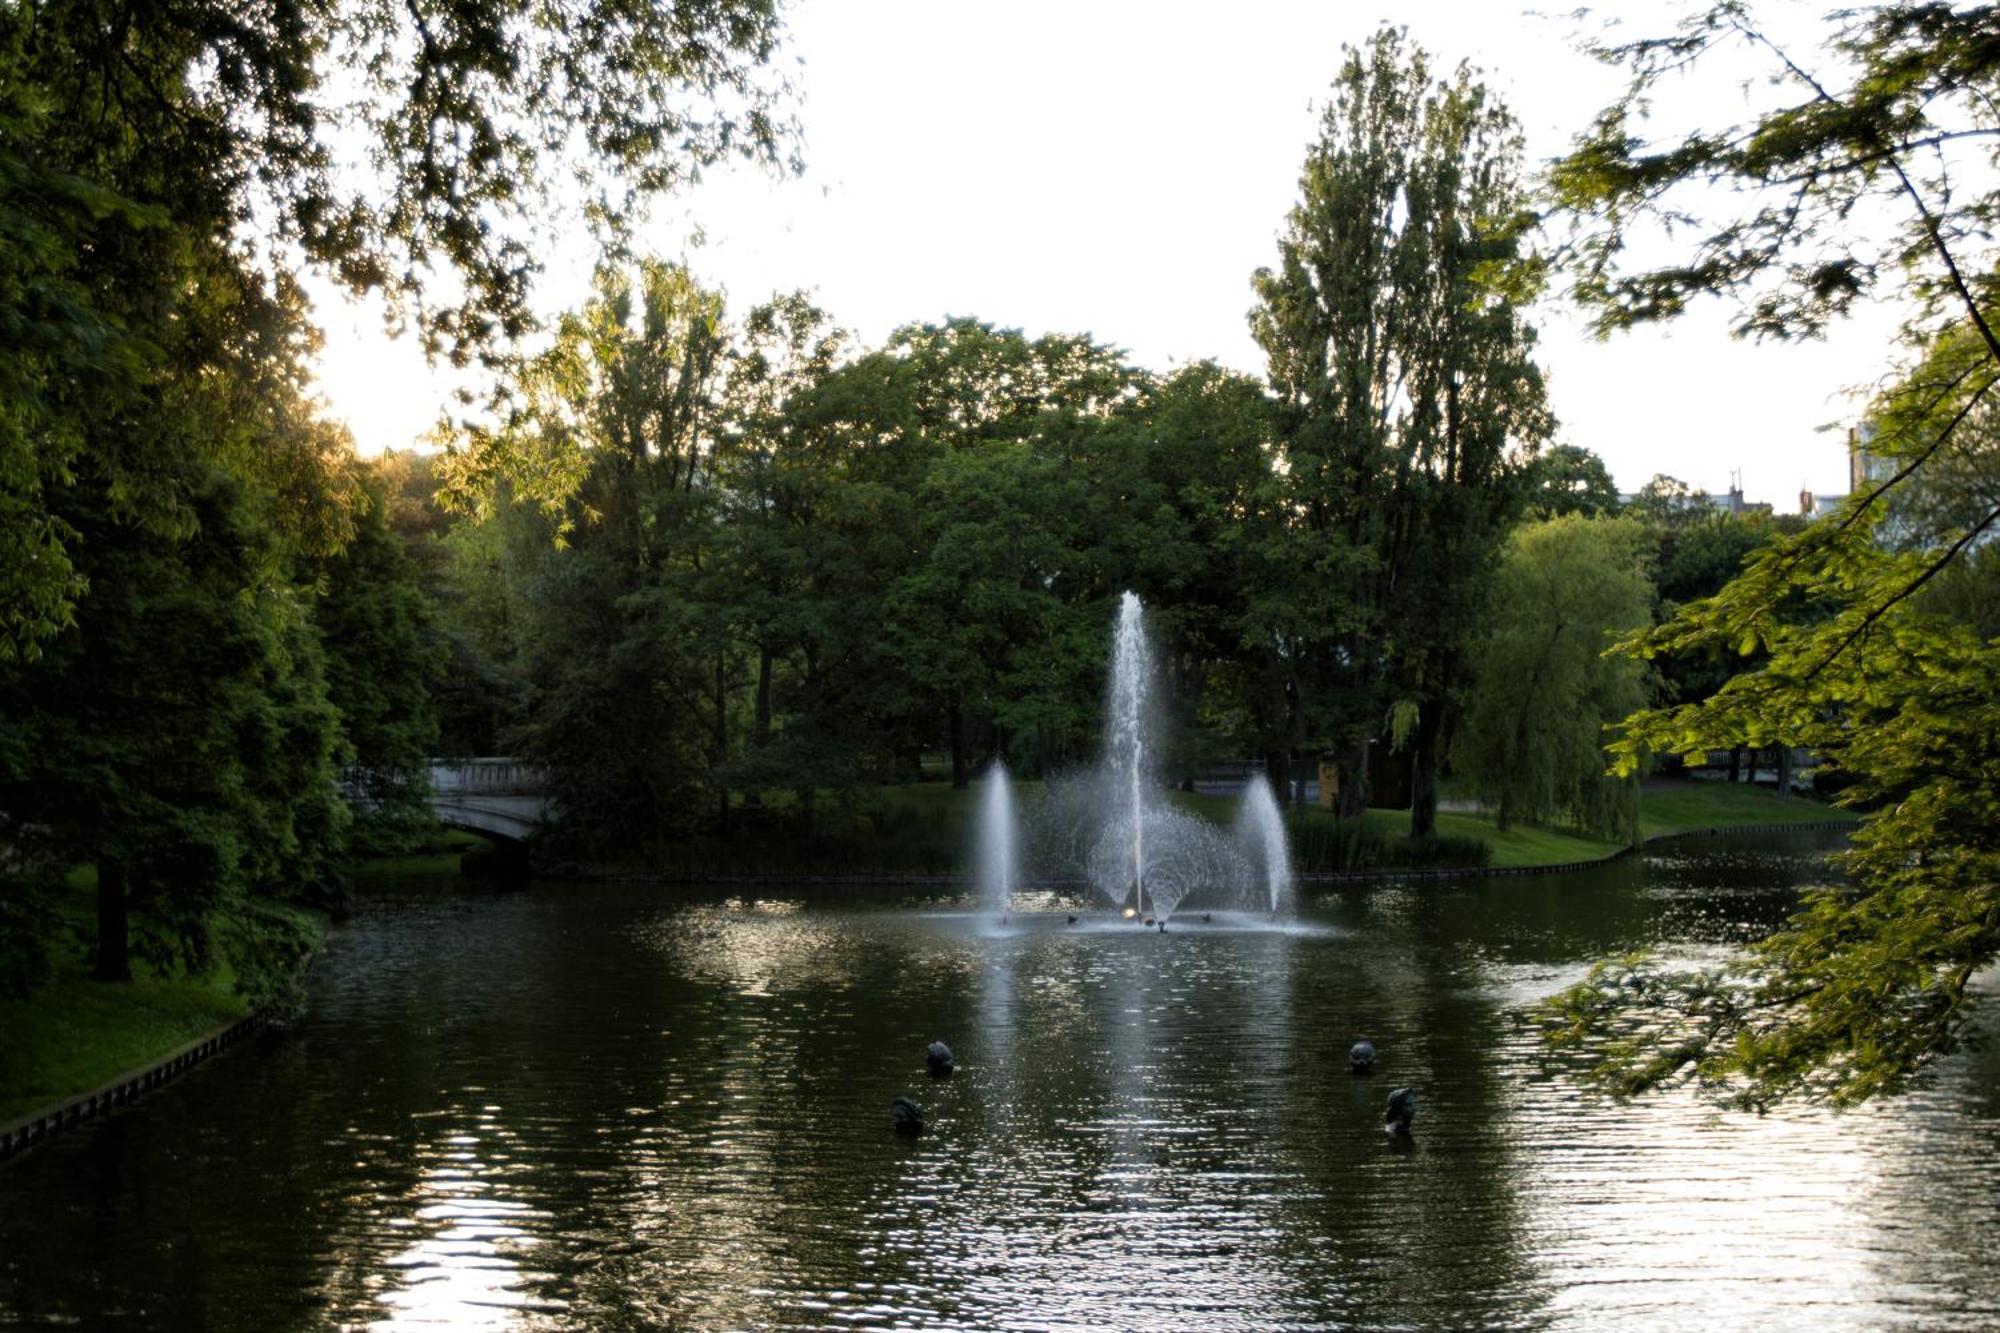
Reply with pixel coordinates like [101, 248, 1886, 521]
[1803, 494, 2000, 681]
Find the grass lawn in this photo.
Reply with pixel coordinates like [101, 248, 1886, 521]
[1406, 810, 1620, 868]
[0, 872, 322, 1124]
[1165, 789, 1616, 869]
[1637, 781, 1858, 838]
[0, 958, 250, 1124]
[350, 827, 492, 877]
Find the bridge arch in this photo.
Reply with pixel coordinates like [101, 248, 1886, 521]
[426, 759, 551, 842]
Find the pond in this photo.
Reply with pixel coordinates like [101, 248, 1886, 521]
[3, 827, 1998, 1330]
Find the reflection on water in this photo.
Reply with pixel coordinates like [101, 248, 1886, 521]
[365, 1104, 555, 1330]
[3, 828, 1998, 1330]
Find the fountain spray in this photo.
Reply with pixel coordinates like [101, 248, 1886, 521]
[1110, 592, 1152, 919]
[978, 760, 1017, 921]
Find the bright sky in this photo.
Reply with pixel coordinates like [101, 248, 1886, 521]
[311, 0, 1904, 509]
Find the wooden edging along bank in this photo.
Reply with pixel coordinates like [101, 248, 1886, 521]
[0, 1012, 264, 1164]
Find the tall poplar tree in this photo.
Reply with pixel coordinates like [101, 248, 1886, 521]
[1250, 27, 1551, 832]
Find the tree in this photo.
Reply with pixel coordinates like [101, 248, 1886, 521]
[710, 294, 907, 821]
[1526, 444, 1621, 517]
[0, 460, 346, 996]
[876, 319, 1141, 789]
[0, 0, 794, 660]
[1250, 27, 1551, 832]
[446, 261, 733, 850]
[1540, 1, 2000, 1105]
[315, 474, 444, 853]
[1644, 510, 1793, 786]
[1455, 516, 1653, 836]
[1086, 363, 1279, 784]
[1627, 474, 1709, 528]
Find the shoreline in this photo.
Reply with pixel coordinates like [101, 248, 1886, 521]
[0, 1012, 264, 1163]
[3, 815, 1852, 1156]
[534, 816, 1857, 889]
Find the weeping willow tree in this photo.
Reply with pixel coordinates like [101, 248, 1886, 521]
[1455, 516, 1652, 838]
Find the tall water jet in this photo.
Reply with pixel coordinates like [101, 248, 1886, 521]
[977, 761, 1019, 919]
[1237, 775, 1295, 915]
[1107, 592, 1155, 918]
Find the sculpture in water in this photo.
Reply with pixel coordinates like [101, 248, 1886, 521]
[976, 592, 1292, 922]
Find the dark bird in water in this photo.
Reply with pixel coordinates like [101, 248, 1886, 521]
[925, 1041, 955, 1077]
[1200, 913, 1212, 923]
[1143, 916, 1155, 927]
[1066, 915, 1078, 925]
[1158, 920, 1168, 933]
[1384, 1087, 1417, 1138]
[891, 1096, 926, 1137]
[1349, 1040, 1376, 1075]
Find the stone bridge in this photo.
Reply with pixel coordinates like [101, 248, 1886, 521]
[427, 758, 550, 842]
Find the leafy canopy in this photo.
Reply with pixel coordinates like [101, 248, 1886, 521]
[1540, 0, 2000, 1107]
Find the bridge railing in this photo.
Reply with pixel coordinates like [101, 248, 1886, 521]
[429, 758, 547, 797]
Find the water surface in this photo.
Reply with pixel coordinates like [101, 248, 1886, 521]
[3, 828, 1997, 1330]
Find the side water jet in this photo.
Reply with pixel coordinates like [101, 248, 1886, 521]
[977, 761, 1018, 920]
[1236, 775, 1294, 915]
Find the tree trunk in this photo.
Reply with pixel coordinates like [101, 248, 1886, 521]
[1335, 736, 1370, 820]
[1267, 748, 1291, 808]
[1746, 746, 1760, 788]
[1409, 699, 1444, 839]
[713, 651, 730, 827]
[95, 857, 131, 983]
[1285, 669, 1306, 813]
[1728, 745, 1742, 784]
[948, 699, 968, 790]
[746, 648, 772, 810]
[1776, 745, 1794, 801]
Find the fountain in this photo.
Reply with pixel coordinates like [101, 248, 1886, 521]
[969, 593, 1292, 924]
[977, 761, 1018, 919]
[1088, 593, 1291, 923]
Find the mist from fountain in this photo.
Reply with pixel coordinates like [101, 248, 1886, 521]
[977, 761, 1018, 919]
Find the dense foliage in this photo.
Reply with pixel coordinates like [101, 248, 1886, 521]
[1540, 1, 2000, 1107]
[1456, 516, 1653, 837]
[0, 0, 794, 1001]
[1249, 28, 1552, 832]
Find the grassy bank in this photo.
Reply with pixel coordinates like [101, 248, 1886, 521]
[1636, 781, 1857, 838]
[0, 874, 324, 1124]
[349, 827, 492, 877]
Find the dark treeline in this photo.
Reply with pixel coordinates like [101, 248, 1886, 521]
[412, 30, 1557, 858]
